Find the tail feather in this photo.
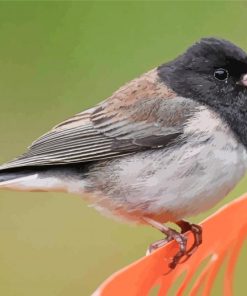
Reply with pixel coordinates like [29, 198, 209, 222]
[0, 165, 86, 193]
[0, 169, 39, 190]
[0, 170, 32, 183]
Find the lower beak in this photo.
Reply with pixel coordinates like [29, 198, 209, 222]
[241, 74, 247, 87]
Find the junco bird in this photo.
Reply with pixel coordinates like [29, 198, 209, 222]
[1, 37, 247, 268]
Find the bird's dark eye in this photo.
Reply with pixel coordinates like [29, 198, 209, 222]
[214, 68, 229, 81]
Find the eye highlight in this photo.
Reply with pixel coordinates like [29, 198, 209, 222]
[214, 68, 229, 81]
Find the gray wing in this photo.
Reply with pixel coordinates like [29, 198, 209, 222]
[0, 70, 198, 170]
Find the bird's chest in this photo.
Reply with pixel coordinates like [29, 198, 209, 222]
[87, 108, 247, 222]
[155, 133, 247, 219]
[139, 110, 247, 219]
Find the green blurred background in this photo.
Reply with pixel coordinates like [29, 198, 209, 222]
[0, 1, 247, 296]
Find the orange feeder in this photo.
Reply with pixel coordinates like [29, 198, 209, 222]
[93, 194, 247, 296]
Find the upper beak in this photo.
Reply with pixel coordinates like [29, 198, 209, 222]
[240, 74, 247, 87]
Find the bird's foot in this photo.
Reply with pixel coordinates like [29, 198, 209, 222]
[177, 220, 202, 258]
[144, 218, 188, 269]
[144, 217, 202, 269]
[147, 228, 188, 268]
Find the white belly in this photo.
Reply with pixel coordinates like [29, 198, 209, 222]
[87, 107, 247, 222]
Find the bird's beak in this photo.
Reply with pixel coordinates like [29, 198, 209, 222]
[240, 74, 247, 87]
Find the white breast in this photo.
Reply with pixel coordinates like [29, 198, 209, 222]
[158, 106, 247, 219]
[87, 107, 247, 222]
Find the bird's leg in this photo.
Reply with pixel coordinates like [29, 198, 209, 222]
[176, 220, 202, 257]
[143, 217, 188, 269]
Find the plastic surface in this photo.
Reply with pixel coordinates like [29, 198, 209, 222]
[93, 194, 247, 296]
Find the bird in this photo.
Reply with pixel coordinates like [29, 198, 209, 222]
[1, 37, 247, 268]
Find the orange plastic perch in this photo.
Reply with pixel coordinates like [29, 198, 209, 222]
[93, 194, 247, 296]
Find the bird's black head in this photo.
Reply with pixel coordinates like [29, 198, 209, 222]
[158, 37, 247, 147]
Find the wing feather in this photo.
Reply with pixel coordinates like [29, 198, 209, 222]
[0, 69, 198, 170]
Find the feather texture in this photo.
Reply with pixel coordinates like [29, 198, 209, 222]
[0, 69, 198, 170]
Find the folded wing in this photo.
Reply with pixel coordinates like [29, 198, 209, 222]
[0, 70, 197, 170]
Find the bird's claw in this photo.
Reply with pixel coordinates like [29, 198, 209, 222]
[147, 229, 188, 269]
[147, 222, 202, 269]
